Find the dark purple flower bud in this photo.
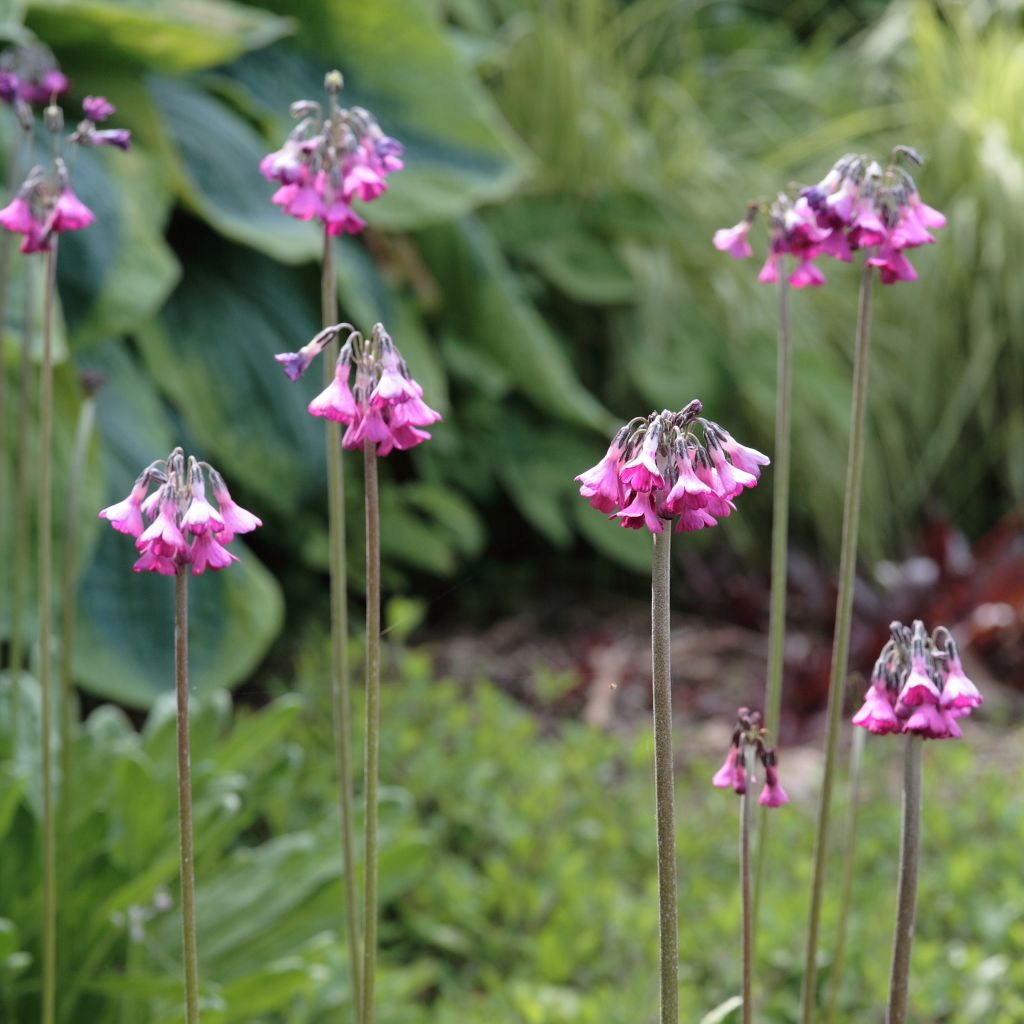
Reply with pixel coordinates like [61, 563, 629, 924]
[0, 71, 19, 104]
[85, 128, 132, 151]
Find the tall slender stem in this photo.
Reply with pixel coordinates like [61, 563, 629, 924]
[175, 570, 201, 1024]
[39, 242, 58, 1024]
[651, 528, 678, 1024]
[740, 750, 754, 1024]
[800, 262, 874, 1024]
[0, 127, 24, 652]
[321, 230, 362, 1022]
[753, 268, 794, 930]
[58, 389, 96, 881]
[825, 726, 866, 1024]
[9, 255, 34, 725]
[361, 441, 381, 1024]
[886, 735, 922, 1024]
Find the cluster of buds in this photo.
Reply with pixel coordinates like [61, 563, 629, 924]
[99, 449, 261, 576]
[260, 69, 403, 237]
[0, 45, 68, 106]
[852, 620, 983, 740]
[274, 321, 440, 456]
[714, 147, 945, 288]
[712, 708, 789, 808]
[575, 401, 769, 535]
[0, 88, 130, 253]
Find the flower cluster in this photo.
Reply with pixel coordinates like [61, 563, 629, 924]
[712, 708, 789, 808]
[99, 449, 261, 576]
[260, 69, 403, 237]
[0, 92, 130, 253]
[852, 620, 983, 740]
[714, 147, 945, 288]
[575, 401, 769, 535]
[0, 45, 68, 106]
[275, 321, 440, 456]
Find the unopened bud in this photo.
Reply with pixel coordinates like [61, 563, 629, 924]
[324, 69, 344, 94]
[43, 103, 63, 133]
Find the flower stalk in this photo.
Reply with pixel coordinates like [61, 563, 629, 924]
[651, 528, 678, 1024]
[800, 261, 874, 1024]
[886, 735, 922, 1024]
[39, 241, 57, 1024]
[825, 726, 865, 1024]
[175, 569, 201, 1024]
[740, 747, 754, 1024]
[321, 230, 363, 1023]
[361, 439, 381, 1024]
[58, 379, 98, 886]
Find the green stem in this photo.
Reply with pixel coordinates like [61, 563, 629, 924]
[361, 440, 381, 1024]
[753, 266, 794, 932]
[651, 528, 678, 1024]
[800, 262, 874, 1024]
[58, 390, 96, 881]
[886, 735, 922, 1024]
[321, 230, 362, 1022]
[9, 254, 34, 734]
[39, 242, 58, 1024]
[824, 726, 865, 1024]
[175, 570, 201, 1024]
[740, 750, 754, 1024]
[0, 126, 23, 657]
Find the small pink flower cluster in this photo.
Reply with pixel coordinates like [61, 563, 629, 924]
[260, 69, 403, 237]
[0, 45, 68, 106]
[99, 449, 261, 576]
[575, 400, 769, 535]
[714, 148, 945, 288]
[712, 708, 789, 808]
[0, 94, 130, 253]
[275, 321, 440, 456]
[853, 620, 982, 740]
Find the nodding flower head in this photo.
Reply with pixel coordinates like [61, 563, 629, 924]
[0, 45, 68, 107]
[0, 86, 131, 253]
[274, 321, 440, 457]
[575, 404, 768, 535]
[713, 708, 789, 809]
[99, 451, 261, 576]
[714, 147, 944, 288]
[852, 620, 982, 741]
[260, 69, 403, 236]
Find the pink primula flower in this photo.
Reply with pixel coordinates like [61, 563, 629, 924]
[576, 437, 625, 514]
[758, 763, 789, 808]
[712, 746, 740, 789]
[897, 654, 941, 707]
[309, 362, 360, 423]
[190, 532, 238, 575]
[712, 220, 753, 260]
[47, 186, 95, 234]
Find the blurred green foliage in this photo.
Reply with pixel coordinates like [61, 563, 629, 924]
[1, 0, 1023, 703]
[3, 640, 1023, 1022]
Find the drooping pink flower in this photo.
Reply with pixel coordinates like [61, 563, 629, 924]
[715, 429, 770, 479]
[260, 140, 307, 184]
[897, 654, 941, 707]
[675, 506, 719, 533]
[132, 548, 179, 576]
[789, 259, 826, 289]
[712, 746, 740, 789]
[758, 763, 789, 808]
[889, 208, 935, 250]
[99, 476, 150, 538]
[47, 186, 95, 234]
[847, 199, 888, 249]
[190, 531, 238, 575]
[370, 350, 419, 406]
[867, 245, 918, 285]
[707, 438, 756, 498]
[663, 450, 712, 515]
[323, 197, 366, 237]
[377, 421, 431, 457]
[908, 192, 946, 230]
[852, 685, 900, 735]
[342, 155, 387, 203]
[82, 95, 115, 122]
[136, 498, 188, 560]
[0, 194, 38, 236]
[576, 435, 626, 514]
[309, 362, 359, 423]
[389, 394, 442, 428]
[904, 702, 961, 740]
[939, 651, 982, 713]
[757, 251, 780, 284]
[713, 220, 753, 260]
[211, 477, 262, 544]
[181, 477, 225, 536]
[619, 423, 664, 493]
[19, 69, 68, 105]
[613, 490, 664, 533]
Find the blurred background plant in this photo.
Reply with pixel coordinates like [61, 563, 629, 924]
[1, 0, 1021, 705]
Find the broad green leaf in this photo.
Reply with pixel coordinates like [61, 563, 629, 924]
[26, 0, 292, 73]
[221, 0, 529, 228]
[58, 146, 180, 348]
[417, 217, 614, 433]
[133, 232, 324, 513]
[519, 232, 637, 305]
[147, 74, 321, 263]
